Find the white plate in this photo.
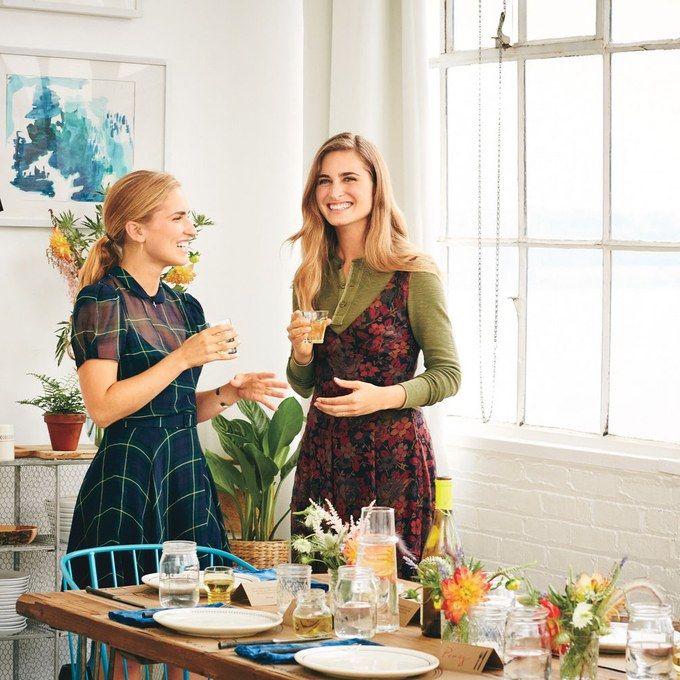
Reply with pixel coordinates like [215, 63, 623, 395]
[0, 622, 27, 634]
[141, 571, 258, 592]
[600, 622, 680, 653]
[153, 607, 282, 637]
[0, 571, 29, 582]
[294, 646, 440, 679]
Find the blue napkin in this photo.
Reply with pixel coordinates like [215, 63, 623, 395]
[234, 638, 381, 664]
[234, 568, 328, 592]
[109, 602, 225, 628]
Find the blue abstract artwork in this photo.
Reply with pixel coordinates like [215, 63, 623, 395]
[6, 75, 134, 202]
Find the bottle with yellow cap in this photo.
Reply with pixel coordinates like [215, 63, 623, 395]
[420, 476, 461, 638]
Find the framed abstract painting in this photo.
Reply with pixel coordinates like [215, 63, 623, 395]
[0, 47, 164, 227]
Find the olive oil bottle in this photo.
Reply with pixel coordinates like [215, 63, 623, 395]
[420, 476, 460, 638]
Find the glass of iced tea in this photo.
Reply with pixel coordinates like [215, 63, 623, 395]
[203, 566, 235, 604]
[301, 310, 329, 344]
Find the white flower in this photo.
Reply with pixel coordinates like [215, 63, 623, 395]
[572, 602, 594, 629]
[304, 505, 325, 530]
[291, 537, 313, 554]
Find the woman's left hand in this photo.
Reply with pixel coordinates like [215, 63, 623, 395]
[229, 373, 288, 411]
[314, 377, 406, 417]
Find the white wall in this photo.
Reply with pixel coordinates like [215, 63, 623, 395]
[448, 445, 680, 616]
[0, 0, 303, 448]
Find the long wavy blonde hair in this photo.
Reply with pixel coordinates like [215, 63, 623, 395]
[78, 170, 180, 290]
[288, 132, 438, 309]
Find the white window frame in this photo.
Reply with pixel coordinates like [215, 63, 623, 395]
[435, 0, 680, 473]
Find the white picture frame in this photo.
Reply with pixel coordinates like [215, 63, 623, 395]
[0, 46, 165, 227]
[0, 0, 141, 19]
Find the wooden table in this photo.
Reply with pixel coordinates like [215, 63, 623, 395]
[17, 586, 628, 680]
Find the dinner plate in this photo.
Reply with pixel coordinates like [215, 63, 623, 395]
[294, 646, 440, 678]
[141, 571, 258, 592]
[0, 570, 29, 582]
[599, 622, 680, 653]
[153, 607, 282, 637]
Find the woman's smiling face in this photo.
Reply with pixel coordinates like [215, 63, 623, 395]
[315, 150, 374, 232]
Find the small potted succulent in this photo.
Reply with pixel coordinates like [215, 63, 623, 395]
[18, 373, 86, 451]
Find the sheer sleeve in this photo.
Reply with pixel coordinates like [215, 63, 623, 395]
[70, 282, 126, 368]
[183, 293, 208, 334]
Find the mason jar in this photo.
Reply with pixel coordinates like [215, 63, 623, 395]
[158, 540, 200, 608]
[626, 603, 675, 680]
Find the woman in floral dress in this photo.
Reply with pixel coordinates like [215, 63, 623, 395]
[287, 133, 461, 574]
[68, 170, 286, 588]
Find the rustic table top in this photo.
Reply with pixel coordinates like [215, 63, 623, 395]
[17, 585, 628, 680]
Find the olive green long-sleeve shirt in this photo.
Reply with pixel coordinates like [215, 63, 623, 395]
[286, 258, 461, 409]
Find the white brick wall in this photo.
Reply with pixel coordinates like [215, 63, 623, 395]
[446, 446, 680, 617]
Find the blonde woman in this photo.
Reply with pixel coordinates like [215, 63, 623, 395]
[67, 170, 286, 588]
[286, 133, 461, 573]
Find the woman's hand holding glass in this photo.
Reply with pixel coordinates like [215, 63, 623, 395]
[287, 311, 314, 364]
[177, 322, 239, 369]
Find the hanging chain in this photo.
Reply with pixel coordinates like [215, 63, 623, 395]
[477, 1, 506, 423]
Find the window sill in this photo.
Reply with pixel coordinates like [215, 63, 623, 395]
[444, 417, 680, 477]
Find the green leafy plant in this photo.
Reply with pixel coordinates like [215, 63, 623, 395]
[205, 397, 304, 541]
[18, 373, 85, 414]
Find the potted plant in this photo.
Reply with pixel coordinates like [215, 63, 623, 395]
[205, 396, 303, 568]
[18, 373, 86, 451]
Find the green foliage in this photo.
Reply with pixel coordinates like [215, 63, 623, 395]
[205, 397, 304, 541]
[18, 372, 85, 414]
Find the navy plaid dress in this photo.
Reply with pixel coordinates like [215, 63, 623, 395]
[66, 266, 227, 587]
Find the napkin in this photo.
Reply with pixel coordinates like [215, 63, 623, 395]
[234, 638, 381, 664]
[109, 603, 225, 628]
[234, 568, 329, 592]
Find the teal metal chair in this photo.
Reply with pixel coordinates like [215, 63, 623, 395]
[60, 544, 256, 680]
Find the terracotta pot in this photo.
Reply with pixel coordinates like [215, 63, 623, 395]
[44, 413, 86, 451]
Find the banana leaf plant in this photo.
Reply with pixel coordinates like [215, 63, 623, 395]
[205, 396, 304, 541]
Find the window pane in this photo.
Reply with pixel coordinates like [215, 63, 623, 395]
[612, 0, 680, 43]
[527, 0, 596, 40]
[453, 0, 518, 51]
[609, 252, 680, 443]
[526, 56, 602, 239]
[525, 249, 601, 432]
[611, 51, 680, 242]
[447, 245, 518, 423]
[447, 63, 517, 238]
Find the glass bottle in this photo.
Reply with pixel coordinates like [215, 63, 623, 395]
[293, 588, 333, 638]
[158, 540, 200, 608]
[626, 603, 675, 680]
[356, 506, 399, 632]
[420, 476, 461, 637]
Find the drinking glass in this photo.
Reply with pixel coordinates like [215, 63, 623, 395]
[301, 310, 329, 344]
[203, 565, 235, 604]
[503, 606, 551, 680]
[333, 565, 378, 639]
[626, 603, 675, 680]
[275, 563, 311, 614]
[210, 318, 238, 355]
[468, 601, 511, 658]
[158, 541, 200, 608]
[356, 506, 399, 632]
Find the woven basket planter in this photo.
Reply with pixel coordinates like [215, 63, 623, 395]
[229, 539, 290, 570]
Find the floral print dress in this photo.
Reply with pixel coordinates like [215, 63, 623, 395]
[291, 271, 436, 575]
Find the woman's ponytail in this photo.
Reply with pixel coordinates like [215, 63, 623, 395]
[78, 235, 122, 289]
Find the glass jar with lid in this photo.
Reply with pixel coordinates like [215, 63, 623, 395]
[293, 588, 333, 638]
[158, 540, 200, 608]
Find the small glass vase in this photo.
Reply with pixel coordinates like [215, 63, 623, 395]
[441, 612, 469, 643]
[559, 631, 599, 680]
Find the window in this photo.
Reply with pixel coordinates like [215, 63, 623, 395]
[438, 0, 680, 447]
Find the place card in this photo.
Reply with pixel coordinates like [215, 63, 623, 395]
[231, 580, 278, 607]
[398, 597, 421, 627]
[282, 598, 296, 627]
[438, 641, 504, 674]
